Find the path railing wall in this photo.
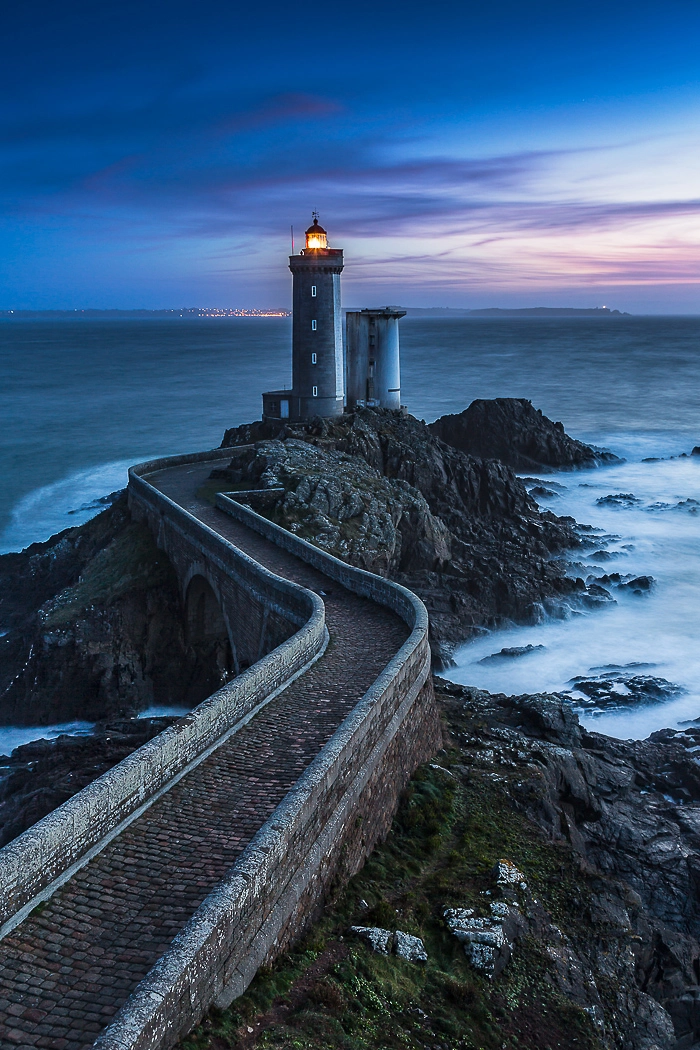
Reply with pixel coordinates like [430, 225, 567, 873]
[0, 445, 438, 1050]
[0, 450, 325, 933]
[94, 481, 438, 1050]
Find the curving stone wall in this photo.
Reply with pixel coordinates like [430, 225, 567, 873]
[94, 472, 438, 1050]
[0, 445, 439, 1050]
[0, 449, 326, 935]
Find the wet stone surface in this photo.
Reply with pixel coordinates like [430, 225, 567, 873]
[567, 664, 687, 712]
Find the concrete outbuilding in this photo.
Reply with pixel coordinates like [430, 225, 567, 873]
[345, 307, 406, 411]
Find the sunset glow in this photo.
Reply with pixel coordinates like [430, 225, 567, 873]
[2, 1, 700, 311]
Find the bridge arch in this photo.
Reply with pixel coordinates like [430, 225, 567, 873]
[185, 573, 227, 645]
[183, 573, 235, 703]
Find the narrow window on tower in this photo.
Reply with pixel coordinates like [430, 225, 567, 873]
[311, 319, 317, 331]
[312, 386, 318, 397]
[311, 285, 317, 296]
[311, 353, 317, 364]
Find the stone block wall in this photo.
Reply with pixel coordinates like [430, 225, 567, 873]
[0, 452, 325, 934]
[93, 485, 439, 1050]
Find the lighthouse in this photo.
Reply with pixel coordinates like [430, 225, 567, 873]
[262, 214, 345, 422]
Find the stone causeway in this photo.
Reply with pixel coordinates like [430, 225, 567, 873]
[0, 447, 439, 1050]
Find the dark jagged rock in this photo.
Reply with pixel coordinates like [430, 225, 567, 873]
[596, 492, 642, 507]
[478, 643, 546, 663]
[212, 438, 452, 578]
[594, 572, 655, 594]
[436, 677, 700, 1049]
[428, 398, 620, 472]
[0, 495, 214, 726]
[620, 574, 655, 593]
[219, 408, 595, 662]
[567, 666, 685, 712]
[0, 716, 178, 847]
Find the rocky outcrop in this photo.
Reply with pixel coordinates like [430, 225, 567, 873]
[0, 716, 178, 847]
[189, 678, 698, 1050]
[0, 495, 211, 726]
[429, 398, 620, 472]
[211, 439, 451, 578]
[218, 408, 602, 663]
[438, 677, 700, 1049]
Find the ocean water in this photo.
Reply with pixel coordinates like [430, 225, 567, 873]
[2, 314, 700, 740]
[448, 453, 700, 739]
[0, 318, 290, 550]
[0, 721, 94, 759]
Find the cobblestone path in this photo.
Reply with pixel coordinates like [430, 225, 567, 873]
[0, 462, 408, 1050]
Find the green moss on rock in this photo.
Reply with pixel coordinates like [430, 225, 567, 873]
[179, 705, 604, 1050]
[41, 522, 176, 627]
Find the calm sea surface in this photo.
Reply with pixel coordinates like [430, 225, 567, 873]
[2, 315, 700, 742]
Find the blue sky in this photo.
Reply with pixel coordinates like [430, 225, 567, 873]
[3, 0, 700, 311]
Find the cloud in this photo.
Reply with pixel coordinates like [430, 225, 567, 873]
[4, 102, 700, 295]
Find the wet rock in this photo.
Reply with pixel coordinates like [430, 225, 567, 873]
[521, 477, 566, 492]
[619, 575, 654, 593]
[428, 398, 620, 472]
[529, 485, 560, 498]
[479, 644, 546, 664]
[591, 572, 655, 595]
[596, 492, 642, 507]
[568, 667, 685, 711]
[648, 498, 700, 513]
[584, 582, 613, 600]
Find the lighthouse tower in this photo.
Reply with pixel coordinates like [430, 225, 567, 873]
[262, 214, 344, 422]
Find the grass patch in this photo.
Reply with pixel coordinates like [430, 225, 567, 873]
[179, 754, 602, 1050]
[196, 479, 255, 506]
[42, 523, 176, 627]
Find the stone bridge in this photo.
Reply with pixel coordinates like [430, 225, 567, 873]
[0, 446, 439, 1050]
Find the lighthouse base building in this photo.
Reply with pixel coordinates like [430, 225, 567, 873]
[345, 307, 405, 411]
[262, 215, 405, 422]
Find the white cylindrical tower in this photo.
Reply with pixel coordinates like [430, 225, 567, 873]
[345, 307, 406, 410]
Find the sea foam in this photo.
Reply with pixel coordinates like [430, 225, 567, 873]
[447, 454, 700, 740]
[0, 460, 132, 554]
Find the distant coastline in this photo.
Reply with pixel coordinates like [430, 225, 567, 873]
[0, 305, 631, 320]
[0, 308, 291, 319]
[466, 306, 630, 317]
[385, 306, 631, 317]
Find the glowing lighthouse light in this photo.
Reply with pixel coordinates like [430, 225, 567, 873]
[305, 213, 327, 250]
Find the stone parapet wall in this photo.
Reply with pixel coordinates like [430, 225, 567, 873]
[216, 491, 424, 622]
[128, 460, 316, 671]
[0, 451, 325, 934]
[94, 487, 438, 1050]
